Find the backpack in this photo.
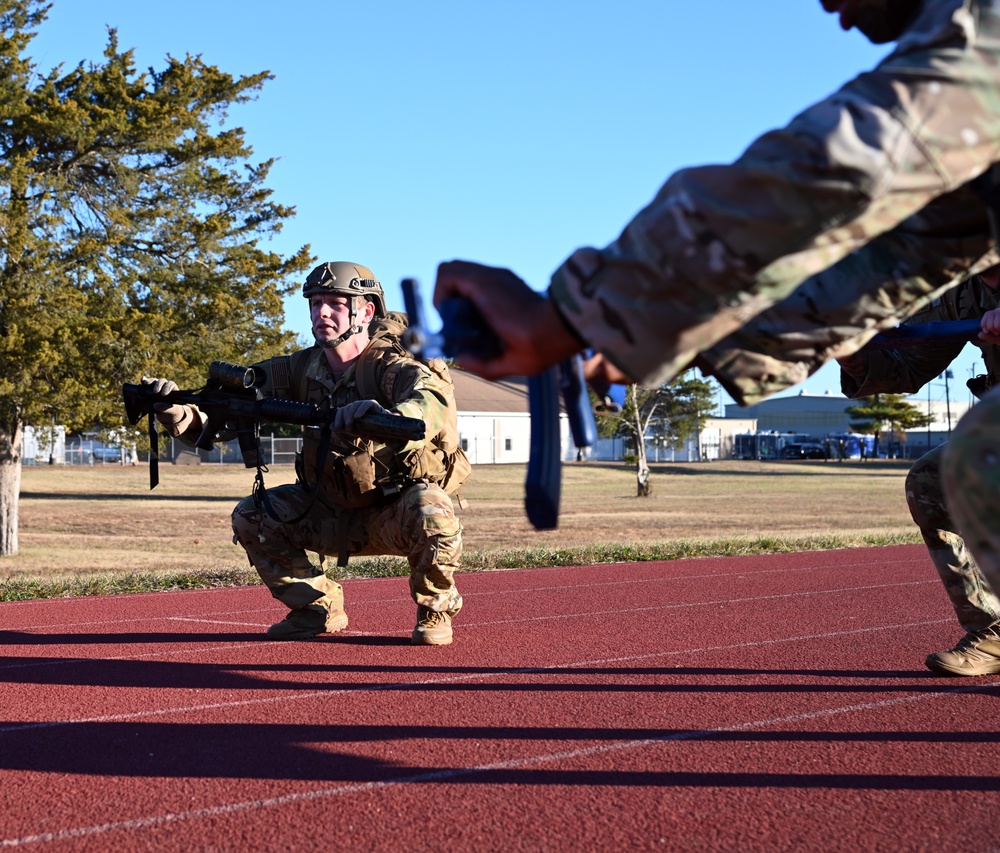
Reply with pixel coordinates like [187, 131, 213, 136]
[355, 312, 472, 500]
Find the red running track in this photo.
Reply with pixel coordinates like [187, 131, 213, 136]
[0, 543, 998, 852]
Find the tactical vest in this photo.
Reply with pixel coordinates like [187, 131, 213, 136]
[267, 313, 471, 508]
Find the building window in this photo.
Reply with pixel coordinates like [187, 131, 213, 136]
[461, 438, 469, 452]
[505, 438, 512, 451]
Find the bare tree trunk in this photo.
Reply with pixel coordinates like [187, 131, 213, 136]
[628, 385, 653, 497]
[636, 458, 652, 497]
[632, 385, 653, 498]
[0, 417, 23, 557]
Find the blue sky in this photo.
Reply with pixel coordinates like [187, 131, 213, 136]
[28, 1, 985, 412]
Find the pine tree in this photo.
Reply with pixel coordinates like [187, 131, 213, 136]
[0, 1, 312, 556]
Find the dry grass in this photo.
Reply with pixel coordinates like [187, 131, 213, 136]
[6, 458, 920, 586]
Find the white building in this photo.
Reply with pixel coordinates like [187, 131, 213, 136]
[451, 371, 575, 464]
[23, 425, 66, 464]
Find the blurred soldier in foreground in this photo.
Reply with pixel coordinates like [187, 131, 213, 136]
[436, 2, 1000, 390]
[432, 0, 1000, 669]
[145, 262, 469, 645]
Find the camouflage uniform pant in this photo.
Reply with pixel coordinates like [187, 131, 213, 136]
[906, 443, 1000, 633]
[943, 388, 1000, 623]
[231, 481, 463, 624]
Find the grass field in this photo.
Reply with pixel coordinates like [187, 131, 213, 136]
[3, 457, 921, 599]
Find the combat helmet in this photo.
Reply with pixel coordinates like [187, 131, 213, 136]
[303, 261, 385, 349]
[302, 261, 386, 316]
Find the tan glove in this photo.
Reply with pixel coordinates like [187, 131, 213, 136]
[333, 399, 393, 436]
[141, 376, 195, 435]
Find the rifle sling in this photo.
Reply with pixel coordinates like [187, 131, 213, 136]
[148, 412, 159, 489]
[253, 424, 332, 529]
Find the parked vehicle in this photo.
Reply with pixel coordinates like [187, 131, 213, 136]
[65, 438, 121, 464]
[91, 444, 122, 462]
[782, 442, 827, 460]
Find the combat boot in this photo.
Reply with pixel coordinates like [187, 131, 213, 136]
[267, 604, 349, 641]
[925, 624, 1000, 676]
[412, 606, 457, 645]
[411, 607, 453, 645]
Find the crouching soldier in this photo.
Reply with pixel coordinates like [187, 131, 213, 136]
[144, 261, 470, 645]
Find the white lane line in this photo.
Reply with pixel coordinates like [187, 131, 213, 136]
[159, 618, 386, 638]
[0, 642, 267, 671]
[0, 574, 945, 673]
[467, 578, 937, 626]
[0, 552, 927, 632]
[0, 568, 935, 639]
[1, 671, 994, 848]
[0, 617, 956, 734]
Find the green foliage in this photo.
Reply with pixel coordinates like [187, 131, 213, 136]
[845, 394, 935, 436]
[598, 370, 717, 448]
[657, 371, 716, 447]
[0, 0, 313, 439]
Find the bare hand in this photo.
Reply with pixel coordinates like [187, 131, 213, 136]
[980, 307, 1000, 345]
[583, 353, 633, 387]
[433, 260, 583, 379]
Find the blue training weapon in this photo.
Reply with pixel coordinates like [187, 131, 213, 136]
[400, 278, 597, 530]
[865, 318, 984, 349]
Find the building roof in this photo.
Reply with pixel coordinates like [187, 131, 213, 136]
[727, 391, 851, 416]
[451, 368, 529, 413]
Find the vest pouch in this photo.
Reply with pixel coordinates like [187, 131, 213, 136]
[324, 451, 378, 508]
[302, 434, 379, 509]
[401, 444, 447, 484]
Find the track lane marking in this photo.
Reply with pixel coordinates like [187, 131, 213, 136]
[1, 669, 995, 848]
[0, 565, 935, 635]
[0, 616, 956, 733]
[0, 552, 927, 632]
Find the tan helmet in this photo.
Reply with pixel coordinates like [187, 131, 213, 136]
[302, 261, 386, 317]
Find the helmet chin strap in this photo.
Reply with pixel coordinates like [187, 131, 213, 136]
[318, 324, 364, 349]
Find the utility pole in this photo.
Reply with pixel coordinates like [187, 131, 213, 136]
[945, 369, 953, 438]
[927, 382, 932, 455]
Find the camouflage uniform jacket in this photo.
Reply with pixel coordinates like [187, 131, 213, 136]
[180, 343, 454, 507]
[549, 0, 1000, 392]
[839, 275, 1000, 399]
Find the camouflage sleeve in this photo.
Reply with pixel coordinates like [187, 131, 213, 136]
[839, 277, 997, 397]
[839, 335, 968, 398]
[696, 186, 999, 405]
[377, 358, 451, 451]
[549, 0, 1000, 390]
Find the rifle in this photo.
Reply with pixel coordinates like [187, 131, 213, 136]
[400, 278, 597, 530]
[122, 360, 426, 489]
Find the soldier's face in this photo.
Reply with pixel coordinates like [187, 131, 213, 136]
[821, 0, 921, 44]
[310, 295, 353, 344]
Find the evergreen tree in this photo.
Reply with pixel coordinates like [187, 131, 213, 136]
[0, 1, 312, 556]
[845, 394, 935, 457]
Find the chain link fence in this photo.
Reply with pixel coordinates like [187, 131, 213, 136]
[28, 434, 304, 467]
